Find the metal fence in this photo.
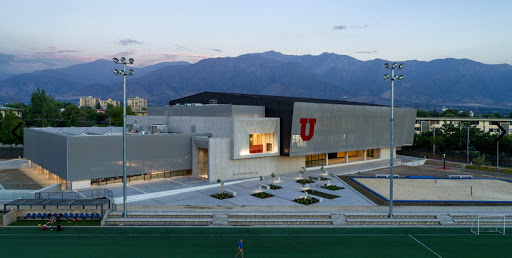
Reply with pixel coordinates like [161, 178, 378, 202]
[398, 148, 512, 168]
[35, 188, 113, 200]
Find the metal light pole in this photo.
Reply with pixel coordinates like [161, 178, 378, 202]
[384, 63, 404, 219]
[467, 126, 470, 164]
[113, 57, 134, 218]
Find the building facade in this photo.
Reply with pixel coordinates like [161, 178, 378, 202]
[25, 92, 416, 189]
[415, 117, 511, 135]
[0, 106, 22, 118]
[100, 99, 120, 109]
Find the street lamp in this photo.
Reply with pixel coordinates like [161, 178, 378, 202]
[384, 62, 404, 219]
[113, 56, 134, 218]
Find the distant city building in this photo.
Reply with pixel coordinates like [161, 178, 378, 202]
[79, 96, 100, 108]
[0, 106, 22, 118]
[79, 96, 120, 109]
[100, 99, 120, 109]
[415, 117, 511, 135]
[127, 96, 147, 116]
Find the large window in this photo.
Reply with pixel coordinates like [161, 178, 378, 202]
[305, 154, 326, 168]
[249, 133, 274, 154]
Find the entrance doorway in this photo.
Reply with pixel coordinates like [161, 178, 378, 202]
[198, 148, 208, 179]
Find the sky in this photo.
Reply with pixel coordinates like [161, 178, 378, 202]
[1, 0, 511, 74]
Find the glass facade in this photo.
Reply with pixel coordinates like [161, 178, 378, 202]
[91, 169, 191, 186]
[305, 154, 326, 168]
[249, 133, 274, 153]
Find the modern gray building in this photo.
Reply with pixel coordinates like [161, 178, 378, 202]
[24, 92, 416, 189]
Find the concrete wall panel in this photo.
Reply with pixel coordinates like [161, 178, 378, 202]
[24, 129, 68, 179]
[290, 102, 416, 157]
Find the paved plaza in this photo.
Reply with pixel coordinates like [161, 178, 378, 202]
[101, 166, 377, 206]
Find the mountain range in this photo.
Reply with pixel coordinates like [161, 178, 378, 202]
[0, 51, 511, 108]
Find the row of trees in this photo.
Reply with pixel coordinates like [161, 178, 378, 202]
[413, 123, 512, 156]
[0, 88, 134, 147]
[417, 108, 509, 118]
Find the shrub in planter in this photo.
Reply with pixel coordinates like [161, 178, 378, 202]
[251, 192, 275, 199]
[293, 197, 320, 205]
[301, 189, 340, 199]
[269, 184, 282, 190]
[321, 184, 345, 191]
[210, 193, 234, 200]
[319, 176, 330, 181]
[296, 179, 314, 184]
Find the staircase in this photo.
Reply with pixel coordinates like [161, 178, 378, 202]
[105, 211, 213, 226]
[228, 212, 333, 226]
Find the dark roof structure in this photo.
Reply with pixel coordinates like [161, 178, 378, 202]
[169, 91, 384, 107]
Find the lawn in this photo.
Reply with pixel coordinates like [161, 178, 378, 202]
[0, 227, 510, 257]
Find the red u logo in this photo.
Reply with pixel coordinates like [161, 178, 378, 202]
[300, 118, 316, 141]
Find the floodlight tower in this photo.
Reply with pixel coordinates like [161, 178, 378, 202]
[113, 57, 134, 218]
[384, 62, 404, 219]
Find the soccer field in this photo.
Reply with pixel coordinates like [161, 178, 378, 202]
[0, 227, 510, 257]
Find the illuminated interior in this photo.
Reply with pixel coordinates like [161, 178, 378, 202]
[249, 133, 275, 154]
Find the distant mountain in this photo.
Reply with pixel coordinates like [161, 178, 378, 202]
[0, 60, 189, 103]
[2, 51, 512, 108]
[71, 54, 353, 105]
[251, 51, 512, 107]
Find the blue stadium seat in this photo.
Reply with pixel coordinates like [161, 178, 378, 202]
[62, 213, 68, 219]
[53, 213, 58, 218]
[84, 213, 90, 219]
[79, 213, 85, 219]
[24, 213, 31, 219]
[36, 213, 42, 219]
[95, 213, 100, 219]
[74, 213, 79, 219]
[41, 213, 47, 219]
[31, 213, 36, 219]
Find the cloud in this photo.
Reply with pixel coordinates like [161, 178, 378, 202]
[356, 50, 376, 54]
[107, 50, 137, 58]
[56, 49, 82, 53]
[117, 39, 143, 46]
[0, 52, 97, 74]
[333, 25, 347, 30]
[136, 52, 218, 66]
[333, 24, 368, 31]
[212, 48, 222, 52]
[351, 25, 368, 30]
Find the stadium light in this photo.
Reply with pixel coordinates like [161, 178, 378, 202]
[384, 62, 405, 219]
[113, 56, 135, 218]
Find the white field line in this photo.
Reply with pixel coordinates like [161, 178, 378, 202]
[409, 234, 442, 258]
[113, 178, 258, 203]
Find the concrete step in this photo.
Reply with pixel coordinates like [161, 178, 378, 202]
[228, 218, 333, 226]
[229, 213, 331, 219]
[345, 214, 437, 219]
[105, 218, 212, 226]
[108, 211, 213, 218]
[453, 219, 512, 225]
[346, 219, 440, 225]
[450, 215, 512, 219]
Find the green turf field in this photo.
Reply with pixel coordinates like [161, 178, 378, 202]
[0, 227, 510, 257]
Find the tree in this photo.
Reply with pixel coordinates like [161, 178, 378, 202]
[107, 104, 135, 126]
[271, 172, 275, 184]
[217, 178, 224, 194]
[0, 109, 25, 148]
[26, 88, 60, 127]
[95, 102, 101, 109]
